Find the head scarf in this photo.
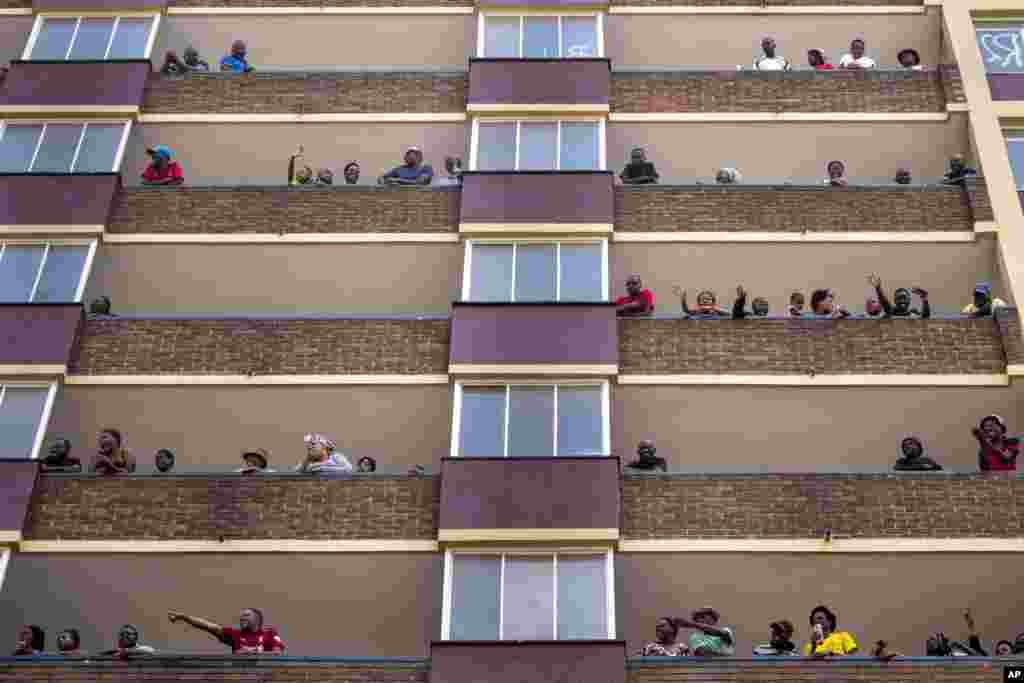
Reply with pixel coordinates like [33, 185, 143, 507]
[974, 282, 993, 302]
[980, 415, 1007, 435]
[304, 433, 337, 452]
[148, 145, 173, 160]
[900, 435, 924, 459]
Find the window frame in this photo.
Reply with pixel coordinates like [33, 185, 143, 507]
[22, 12, 161, 62]
[0, 382, 59, 461]
[476, 10, 604, 59]
[1007, 134, 1024, 190]
[441, 547, 616, 641]
[0, 239, 98, 303]
[461, 238, 609, 302]
[450, 379, 611, 459]
[469, 117, 606, 171]
[0, 120, 132, 174]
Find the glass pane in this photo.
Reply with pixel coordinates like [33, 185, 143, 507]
[34, 245, 89, 303]
[559, 243, 603, 302]
[450, 555, 500, 640]
[523, 16, 558, 58]
[67, 17, 115, 60]
[557, 385, 603, 456]
[560, 122, 599, 171]
[31, 124, 82, 173]
[469, 244, 513, 302]
[31, 18, 77, 60]
[977, 27, 1024, 73]
[0, 245, 46, 302]
[459, 387, 506, 457]
[0, 125, 43, 173]
[1008, 140, 1024, 190]
[558, 555, 607, 639]
[484, 16, 519, 58]
[508, 386, 554, 457]
[107, 17, 153, 59]
[504, 556, 554, 640]
[74, 124, 123, 172]
[563, 16, 598, 57]
[0, 386, 50, 459]
[519, 122, 557, 170]
[514, 244, 556, 302]
[477, 122, 516, 171]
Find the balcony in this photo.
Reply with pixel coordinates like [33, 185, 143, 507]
[33, 0, 167, 8]
[468, 59, 610, 113]
[460, 172, 614, 233]
[0, 304, 83, 375]
[628, 658, 1004, 683]
[0, 61, 150, 113]
[0, 174, 120, 231]
[0, 460, 37, 545]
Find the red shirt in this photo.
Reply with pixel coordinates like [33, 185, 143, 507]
[615, 289, 655, 314]
[814, 63, 835, 70]
[979, 438, 1019, 471]
[141, 161, 183, 183]
[220, 627, 285, 654]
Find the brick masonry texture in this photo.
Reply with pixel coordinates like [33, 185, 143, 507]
[160, 0, 917, 5]
[70, 318, 451, 375]
[614, 186, 974, 233]
[143, 73, 467, 114]
[622, 474, 1024, 539]
[940, 64, 966, 104]
[617, 318, 1006, 375]
[964, 177, 994, 223]
[26, 474, 439, 540]
[995, 309, 1023, 367]
[106, 187, 459, 235]
[628, 661, 999, 683]
[610, 71, 945, 113]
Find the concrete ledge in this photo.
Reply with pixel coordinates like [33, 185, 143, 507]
[448, 364, 618, 376]
[103, 233, 462, 244]
[611, 231, 976, 243]
[609, 5, 926, 13]
[138, 113, 467, 123]
[166, 5, 473, 11]
[19, 540, 440, 552]
[619, 538, 1024, 552]
[616, 374, 1009, 386]
[439, 528, 619, 542]
[65, 374, 450, 385]
[609, 112, 948, 122]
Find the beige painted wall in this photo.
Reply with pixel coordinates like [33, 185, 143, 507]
[613, 385, 1024, 472]
[85, 244, 461, 314]
[612, 239, 1004, 316]
[123, 124, 468, 186]
[0, 16, 31, 65]
[47, 386, 453, 471]
[0, 553, 441, 656]
[609, 119, 971, 185]
[155, 16, 474, 69]
[607, 11, 942, 68]
[617, 553, 1024, 656]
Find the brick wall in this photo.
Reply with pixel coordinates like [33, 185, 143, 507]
[70, 318, 451, 375]
[996, 308, 1023, 367]
[964, 177, 994, 223]
[628, 661, 998, 683]
[618, 318, 1005, 375]
[940, 64, 966, 105]
[611, 71, 945, 113]
[614, 186, 973, 233]
[622, 474, 1024, 539]
[107, 187, 459, 235]
[26, 474, 439, 540]
[143, 73, 467, 114]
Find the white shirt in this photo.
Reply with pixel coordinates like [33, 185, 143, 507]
[753, 56, 791, 71]
[839, 54, 876, 69]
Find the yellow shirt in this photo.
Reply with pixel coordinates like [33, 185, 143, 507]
[803, 631, 859, 656]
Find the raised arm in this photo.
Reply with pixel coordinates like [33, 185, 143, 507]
[868, 275, 892, 315]
[673, 617, 734, 643]
[732, 286, 748, 319]
[915, 288, 931, 319]
[167, 611, 225, 641]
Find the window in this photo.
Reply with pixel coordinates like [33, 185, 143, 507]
[0, 384, 57, 460]
[1008, 137, 1024, 190]
[463, 241, 607, 302]
[0, 242, 96, 303]
[479, 13, 602, 58]
[0, 122, 130, 173]
[977, 25, 1024, 73]
[25, 15, 159, 61]
[472, 119, 604, 171]
[452, 382, 609, 458]
[443, 550, 614, 640]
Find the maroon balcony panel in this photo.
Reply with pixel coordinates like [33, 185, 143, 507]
[450, 303, 618, 366]
[989, 73, 1024, 101]
[440, 457, 619, 530]
[460, 172, 614, 225]
[0, 304, 84, 366]
[469, 59, 609, 106]
[431, 641, 626, 683]
[0, 461, 38, 536]
[34, 0, 166, 9]
[2, 61, 150, 108]
[478, 0, 607, 6]
[0, 174, 119, 227]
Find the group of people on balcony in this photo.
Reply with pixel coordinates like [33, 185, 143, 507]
[750, 37, 924, 71]
[160, 40, 252, 74]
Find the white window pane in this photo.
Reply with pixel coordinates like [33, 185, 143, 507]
[559, 243, 603, 302]
[519, 122, 557, 170]
[514, 244, 556, 302]
[31, 18, 77, 60]
[469, 244, 513, 302]
[0, 125, 43, 173]
[523, 16, 558, 58]
[34, 245, 89, 303]
[563, 17, 598, 57]
[0, 387, 49, 459]
[0, 245, 46, 302]
[477, 123, 516, 171]
[508, 386, 554, 457]
[459, 387, 506, 457]
[107, 17, 152, 59]
[504, 556, 554, 640]
[67, 18, 115, 59]
[557, 555, 608, 639]
[74, 124, 123, 172]
[557, 386, 603, 456]
[484, 16, 519, 58]
[977, 27, 1024, 73]
[560, 122, 599, 171]
[1008, 140, 1024, 190]
[32, 124, 81, 173]
[450, 555, 500, 640]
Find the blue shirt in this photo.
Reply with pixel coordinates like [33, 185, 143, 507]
[219, 55, 251, 72]
[383, 164, 434, 182]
